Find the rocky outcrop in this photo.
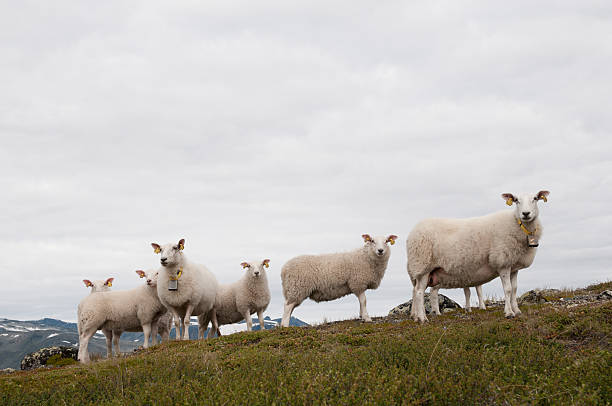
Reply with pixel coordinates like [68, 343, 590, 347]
[389, 293, 461, 316]
[20, 346, 78, 370]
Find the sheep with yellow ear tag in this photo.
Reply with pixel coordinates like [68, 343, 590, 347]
[406, 190, 550, 323]
[150, 238, 219, 341]
[280, 234, 397, 327]
[198, 259, 272, 337]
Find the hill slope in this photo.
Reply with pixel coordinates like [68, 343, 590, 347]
[1, 282, 611, 405]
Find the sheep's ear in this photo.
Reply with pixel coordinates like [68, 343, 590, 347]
[240, 262, 250, 269]
[386, 235, 398, 245]
[262, 259, 270, 268]
[104, 278, 114, 287]
[178, 238, 185, 251]
[151, 243, 161, 254]
[537, 190, 549, 202]
[501, 193, 516, 206]
[362, 234, 372, 243]
[135, 270, 146, 278]
[83, 279, 92, 287]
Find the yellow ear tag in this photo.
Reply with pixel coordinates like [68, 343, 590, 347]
[506, 198, 513, 206]
[154, 247, 161, 254]
[265, 263, 269, 268]
[390, 240, 395, 245]
[179, 244, 184, 251]
[541, 196, 547, 202]
[108, 282, 112, 287]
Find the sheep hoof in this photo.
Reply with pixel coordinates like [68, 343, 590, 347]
[363, 317, 372, 322]
[505, 312, 515, 319]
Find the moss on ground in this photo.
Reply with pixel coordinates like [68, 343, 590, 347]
[1, 284, 611, 405]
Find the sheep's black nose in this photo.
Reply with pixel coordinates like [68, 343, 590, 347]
[254, 271, 260, 276]
[522, 211, 530, 217]
[378, 249, 384, 254]
[161, 257, 167, 262]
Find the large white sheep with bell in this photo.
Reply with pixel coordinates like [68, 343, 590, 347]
[281, 234, 397, 327]
[152, 238, 218, 340]
[406, 190, 549, 322]
[198, 259, 272, 338]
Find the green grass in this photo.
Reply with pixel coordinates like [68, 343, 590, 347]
[2, 284, 611, 406]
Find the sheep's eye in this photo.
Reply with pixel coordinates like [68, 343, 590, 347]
[533, 197, 538, 201]
[173, 246, 178, 250]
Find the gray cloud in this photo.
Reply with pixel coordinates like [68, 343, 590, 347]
[1, 1, 610, 323]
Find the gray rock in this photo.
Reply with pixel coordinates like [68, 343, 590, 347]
[389, 293, 461, 316]
[519, 289, 553, 304]
[1, 368, 16, 374]
[20, 346, 78, 370]
[597, 290, 612, 300]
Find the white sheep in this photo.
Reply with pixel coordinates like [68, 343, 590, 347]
[152, 238, 218, 340]
[109, 271, 174, 353]
[429, 285, 486, 315]
[82, 278, 114, 293]
[77, 269, 168, 363]
[198, 259, 271, 338]
[79, 277, 115, 357]
[406, 190, 549, 322]
[281, 234, 398, 327]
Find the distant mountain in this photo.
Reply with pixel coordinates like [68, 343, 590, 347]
[0, 316, 308, 369]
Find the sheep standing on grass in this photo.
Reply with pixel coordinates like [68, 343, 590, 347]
[109, 271, 174, 352]
[77, 269, 169, 363]
[407, 190, 549, 322]
[429, 285, 486, 315]
[281, 234, 397, 327]
[152, 238, 218, 340]
[199, 259, 271, 338]
[79, 277, 115, 357]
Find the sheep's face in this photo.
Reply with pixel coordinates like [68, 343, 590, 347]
[241, 259, 270, 279]
[362, 234, 398, 258]
[136, 270, 159, 287]
[502, 191, 549, 223]
[83, 278, 113, 293]
[151, 239, 185, 267]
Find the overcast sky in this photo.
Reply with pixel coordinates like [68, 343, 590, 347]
[1, 1, 610, 324]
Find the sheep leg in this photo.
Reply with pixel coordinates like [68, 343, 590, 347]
[510, 271, 521, 315]
[77, 326, 97, 363]
[476, 285, 486, 309]
[182, 304, 194, 340]
[198, 312, 209, 339]
[414, 274, 429, 322]
[409, 278, 417, 319]
[281, 301, 297, 327]
[102, 329, 113, 357]
[113, 331, 121, 356]
[257, 310, 265, 331]
[142, 323, 151, 349]
[150, 320, 159, 345]
[430, 287, 441, 315]
[464, 287, 472, 312]
[499, 269, 515, 318]
[170, 309, 182, 340]
[211, 310, 221, 337]
[356, 291, 372, 322]
[244, 311, 253, 331]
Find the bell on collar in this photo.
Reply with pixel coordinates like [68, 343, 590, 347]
[527, 235, 539, 247]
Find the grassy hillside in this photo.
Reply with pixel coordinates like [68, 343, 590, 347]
[1, 282, 611, 405]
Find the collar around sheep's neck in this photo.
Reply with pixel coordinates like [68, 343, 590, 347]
[169, 267, 183, 281]
[516, 218, 537, 236]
